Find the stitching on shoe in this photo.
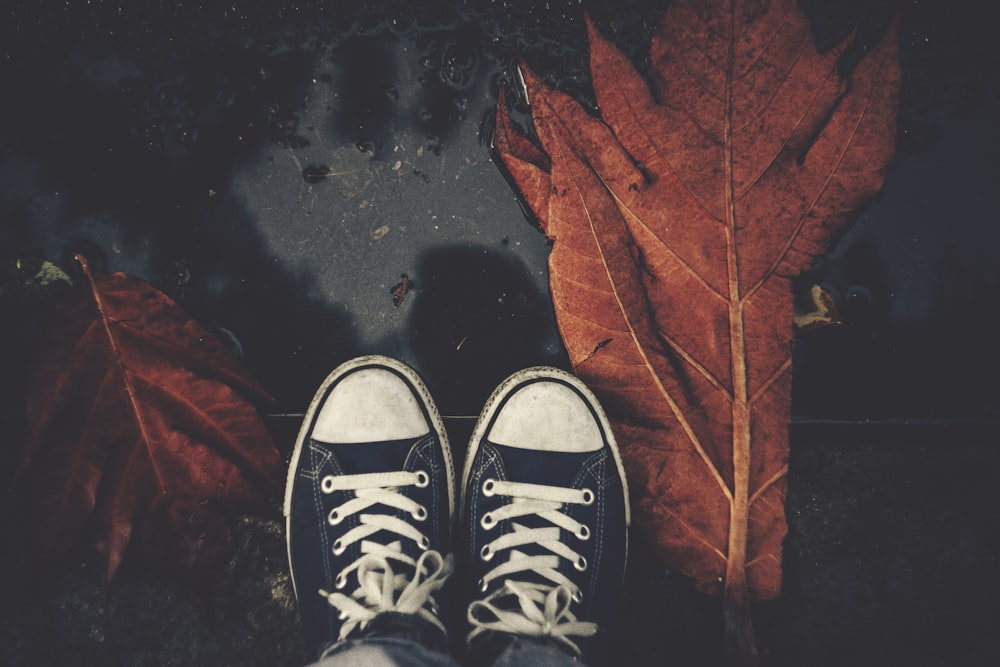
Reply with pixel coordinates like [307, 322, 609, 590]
[408, 435, 440, 545]
[589, 452, 608, 594]
[469, 444, 503, 557]
[569, 449, 612, 598]
[305, 443, 336, 641]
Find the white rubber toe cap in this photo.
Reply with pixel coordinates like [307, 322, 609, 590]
[312, 367, 430, 443]
[488, 377, 603, 453]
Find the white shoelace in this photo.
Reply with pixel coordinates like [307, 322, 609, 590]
[467, 478, 597, 657]
[317, 470, 454, 641]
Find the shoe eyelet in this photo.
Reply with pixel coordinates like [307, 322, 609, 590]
[576, 525, 590, 540]
[477, 577, 488, 593]
[581, 488, 594, 505]
[480, 513, 495, 530]
[415, 471, 430, 488]
[412, 505, 428, 521]
[571, 589, 583, 603]
[482, 479, 496, 496]
[419, 535, 430, 550]
[332, 539, 345, 556]
[335, 573, 347, 590]
[328, 509, 342, 526]
[321, 476, 336, 494]
[575, 555, 588, 572]
[480, 545, 493, 562]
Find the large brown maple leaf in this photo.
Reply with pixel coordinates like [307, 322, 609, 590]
[495, 0, 900, 657]
[16, 255, 284, 582]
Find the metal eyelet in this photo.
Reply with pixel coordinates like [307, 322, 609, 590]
[576, 525, 590, 540]
[571, 588, 583, 603]
[581, 488, 594, 505]
[415, 471, 430, 488]
[482, 479, 496, 496]
[480, 545, 493, 561]
[419, 535, 430, 550]
[477, 578, 488, 592]
[328, 509, 342, 526]
[332, 539, 345, 556]
[335, 573, 347, 590]
[321, 476, 336, 494]
[575, 555, 588, 571]
[412, 505, 428, 521]
[480, 513, 495, 530]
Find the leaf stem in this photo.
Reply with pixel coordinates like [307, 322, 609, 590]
[721, 2, 757, 664]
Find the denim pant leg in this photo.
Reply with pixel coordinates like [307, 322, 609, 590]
[488, 637, 585, 667]
[307, 635, 584, 667]
[308, 636, 461, 667]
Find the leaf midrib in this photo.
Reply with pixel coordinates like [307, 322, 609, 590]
[83, 261, 169, 495]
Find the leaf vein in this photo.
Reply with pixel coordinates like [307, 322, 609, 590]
[749, 357, 792, 407]
[658, 504, 727, 562]
[544, 105, 732, 503]
[616, 198, 728, 303]
[742, 65, 888, 303]
[750, 464, 788, 507]
[656, 328, 733, 399]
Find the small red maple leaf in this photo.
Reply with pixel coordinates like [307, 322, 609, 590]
[16, 255, 283, 582]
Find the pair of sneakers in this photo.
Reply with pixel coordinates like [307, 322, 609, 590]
[284, 355, 630, 665]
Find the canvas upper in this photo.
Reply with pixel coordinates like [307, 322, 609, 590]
[284, 355, 455, 658]
[460, 367, 630, 666]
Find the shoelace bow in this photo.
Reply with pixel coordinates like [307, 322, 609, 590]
[467, 478, 597, 657]
[317, 470, 454, 641]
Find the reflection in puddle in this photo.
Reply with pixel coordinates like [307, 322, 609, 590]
[231, 33, 557, 362]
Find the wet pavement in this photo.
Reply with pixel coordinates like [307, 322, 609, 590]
[1, 1, 998, 665]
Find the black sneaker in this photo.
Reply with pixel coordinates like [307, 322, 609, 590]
[284, 355, 456, 658]
[461, 367, 630, 665]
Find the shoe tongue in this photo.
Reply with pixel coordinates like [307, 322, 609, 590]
[490, 442, 594, 488]
[311, 437, 421, 475]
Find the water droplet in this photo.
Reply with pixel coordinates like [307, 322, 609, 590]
[217, 89, 236, 108]
[387, 13, 416, 36]
[356, 15, 385, 35]
[276, 113, 299, 135]
[155, 84, 177, 109]
[176, 104, 196, 122]
[440, 42, 477, 89]
[175, 124, 200, 144]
